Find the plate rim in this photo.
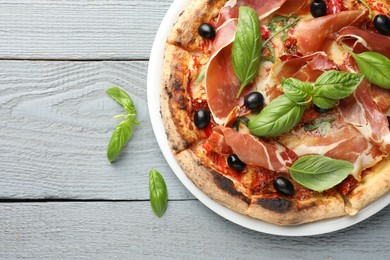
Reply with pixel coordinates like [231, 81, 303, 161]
[146, 0, 390, 236]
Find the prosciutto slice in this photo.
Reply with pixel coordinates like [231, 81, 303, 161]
[278, 118, 384, 179]
[337, 26, 390, 58]
[276, 0, 311, 15]
[295, 10, 368, 54]
[215, 0, 287, 28]
[205, 20, 242, 125]
[213, 126, 298, 172]
[338, 79, 390, 153]
[274, 52, 338, 82]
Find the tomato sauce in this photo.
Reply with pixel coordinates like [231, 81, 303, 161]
[201, 141, 242, 180]
[337, 175, 358, 195]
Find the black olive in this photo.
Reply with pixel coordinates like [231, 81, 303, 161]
[233, 117, 250, 131]
[387, 116, 390, 127]
[227, 154, 246, 172]
[194, 109, 210, 129]
[310, 0, 327, 18]
[244, 92, 264, 111]
[313, 104, 331, 114]
[198, 23, 216, 39]
[273, 176, 294, 196]
[374, 14, 390, 36]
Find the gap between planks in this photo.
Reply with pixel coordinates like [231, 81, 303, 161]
[0, 198, 196, 203]
[0, 58, 149, 62]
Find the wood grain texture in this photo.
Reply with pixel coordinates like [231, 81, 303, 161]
[0, 0, 172, 60]
[0, 202, 389, 259]
[0, 60, 193, 200]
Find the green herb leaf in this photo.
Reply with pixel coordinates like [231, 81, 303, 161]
[289, 155, 353, 192]
[281, 77, 312, 104]
[149, 169, 168, 218]
[347, 51, 390, 89]
[232, 6, 262, 98]
[359, 0, 373, 20]
[107, 120, 133, 163]
[262, 17, 299, 47]
[195, 65, 207, 83]
[312, 96, 338, 109]
[312, 70, 363, 109]
[106, 87, 138, 163]
[248, 95, 305, 137]
[106, 87, 136, 114]
[268, 15, 287, 32]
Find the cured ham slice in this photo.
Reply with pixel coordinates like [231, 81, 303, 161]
[295, 10, 368, 54]
[213, 126, 298, 172]
[337, 26, 390, 58]
[278, 116, 384, 179]
[215, 0, 287, 28]
[276, 0, 311, 15]
[205, 20, 243, 125]
[372, 85, 390, 112]
[274, 52, 338, 82]
[338, 80, 390, 153]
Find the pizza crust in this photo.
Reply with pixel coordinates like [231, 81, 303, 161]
[161, 44, 205, 152]
[344, 156, 390, 214]
[167, 0, 226, 51]
[248, 194, 346, 225]
[175, 149, 251, 215]
[176, 148, 351, 225]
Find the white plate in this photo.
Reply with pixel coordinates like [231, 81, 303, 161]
[147, 0, 390, 236]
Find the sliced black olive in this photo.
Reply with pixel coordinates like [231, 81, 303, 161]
[227, 154, 246, 172]
[194, 109, 210, 129]
[244, 92, 264, 111]
[313, 104, 331, 114]
[273, 176, 294, 196]
[387, 116, 390, 127]
[198, 23, 216, 39]
[232, 117, 250, 131]
[374, 14, 390, 36]
[310, 0, 327, 18]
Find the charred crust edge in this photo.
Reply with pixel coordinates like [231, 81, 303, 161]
[257, 198, 293, 213]
[212, 171, 251, 204]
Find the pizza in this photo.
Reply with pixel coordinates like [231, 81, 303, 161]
[160, 0, 390, 225]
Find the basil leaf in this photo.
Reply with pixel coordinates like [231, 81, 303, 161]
[106, 87, 136, 114]
[107, 120, 133, 163]
[149, 169, 168, 218]
[281, 77, 312, 104]
[232, 6, 262, 98]
[289, 155, 353, 192]
[349, 51, 390, 89]
[248, 95, 305, 137]
[312, 96, 338, 109]
[313, 70, 364, 99]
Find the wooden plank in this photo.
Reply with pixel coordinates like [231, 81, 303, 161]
[0, 60, 193, 200]
[0, 0, 173, 60]
[0, 201, 389, 259]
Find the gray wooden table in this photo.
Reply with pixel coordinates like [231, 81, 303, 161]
[0, 1, 389, 259]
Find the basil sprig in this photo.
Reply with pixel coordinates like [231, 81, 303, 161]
[248, 95, 305, 137]
[312, 70, 364, 109]
[249, 70, 363, 137]
[106, 87, 139, 163]
[149, 169, 168, 218]
[289, 155, 353, 192]
[232, 6, 262, 98]
[281, 78, 312, 105]
[345, 48, 390, 89]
